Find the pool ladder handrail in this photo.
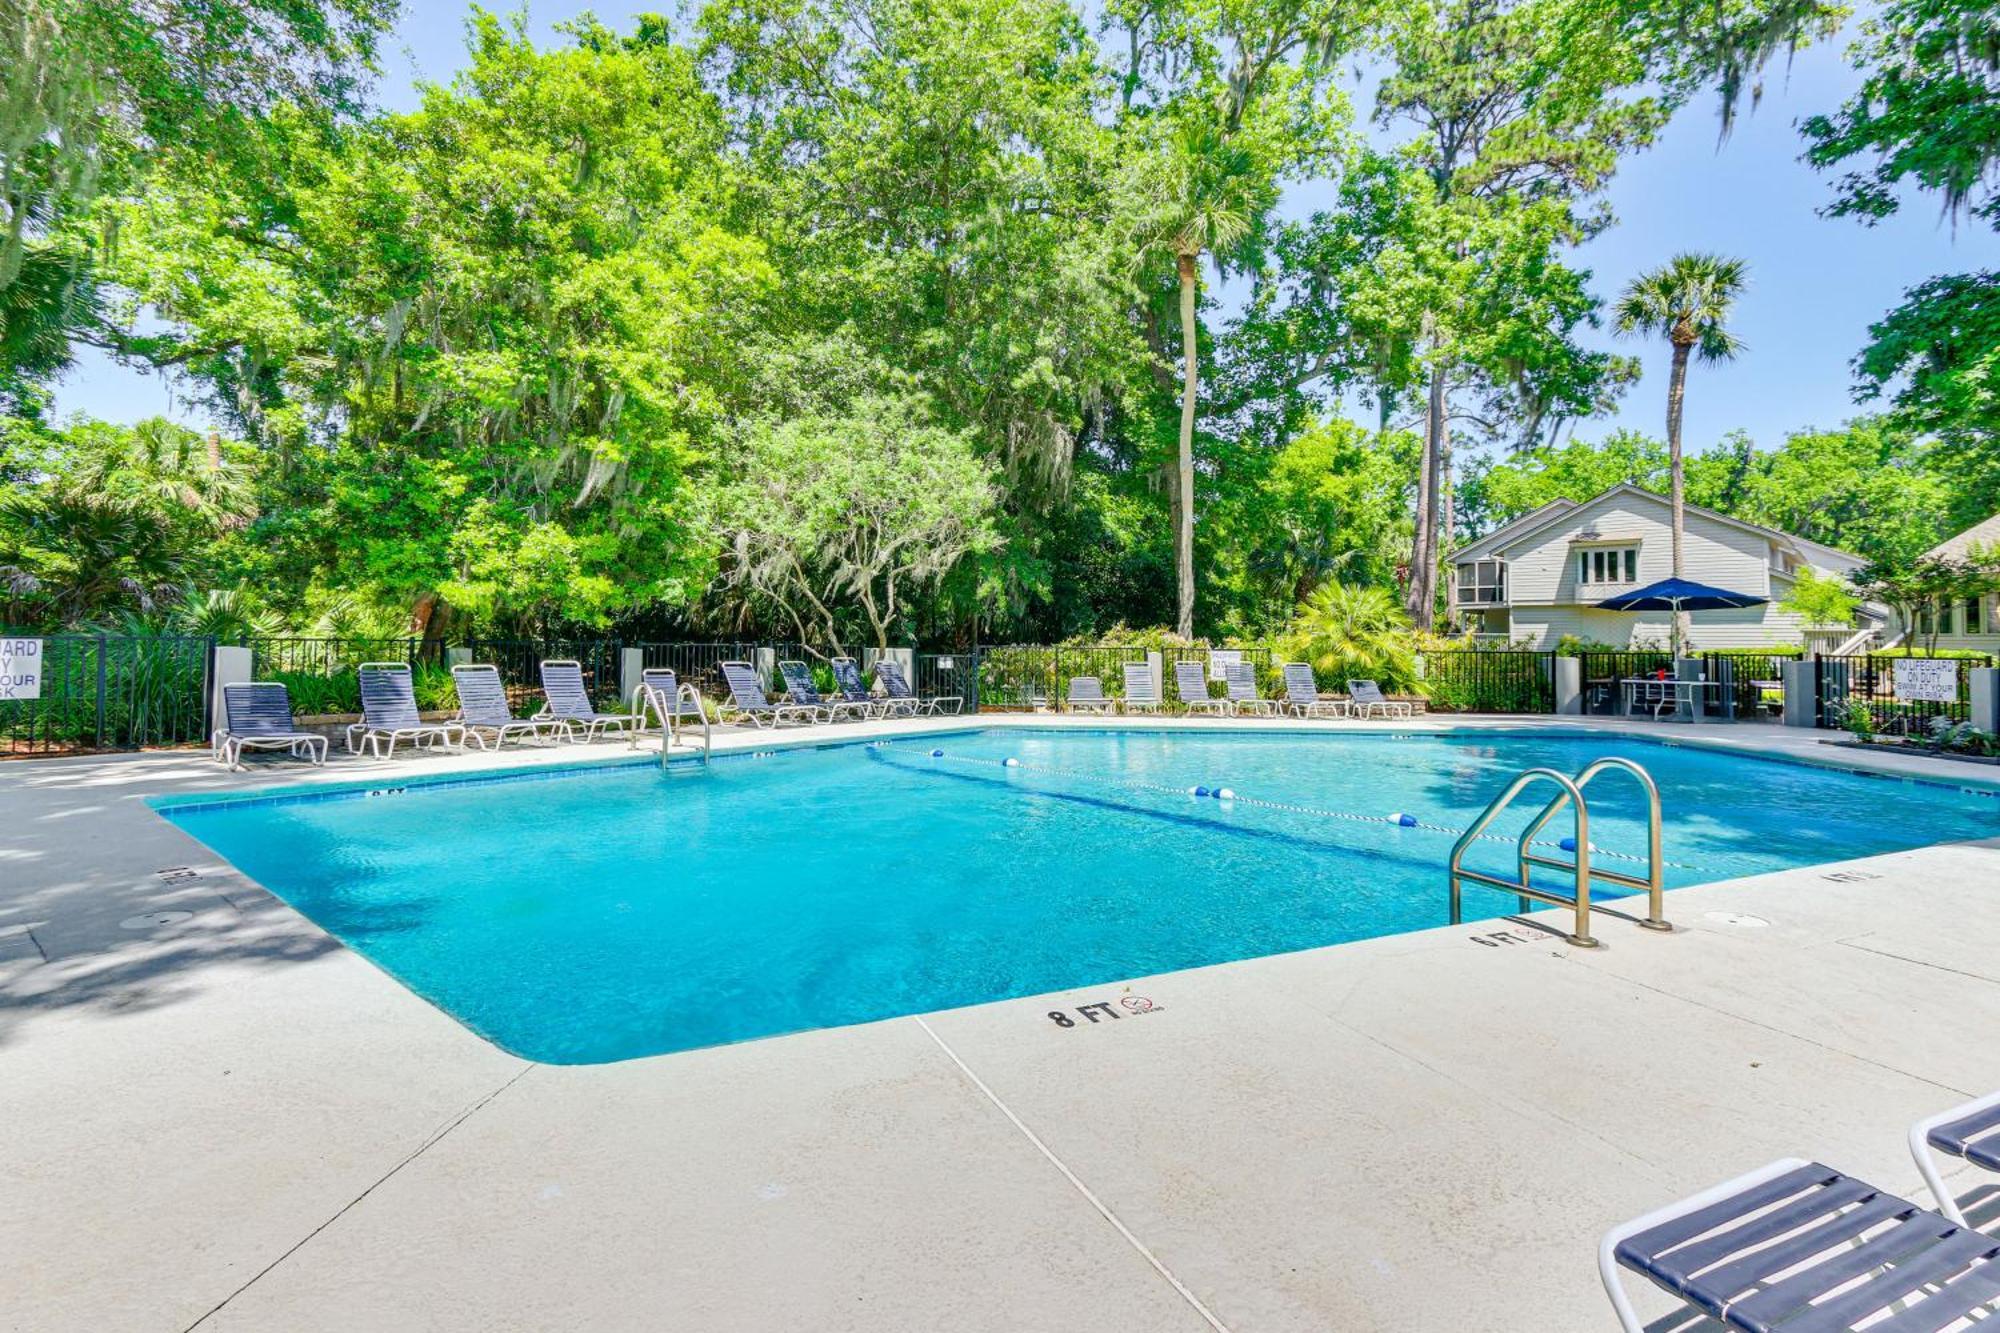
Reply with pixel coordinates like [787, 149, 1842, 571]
[1447, 757, 1670, 949]
[633, 682, 712, 767]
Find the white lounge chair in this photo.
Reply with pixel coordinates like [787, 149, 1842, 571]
[1280, 663, 1347, 719]
[1222, 661, 1280, 716]
[1120, 662, 1163, 713]
[453, 664, 570, 749]
[349, 662, 466, 758]
[829, 658, 886, 719]
[720, 660, 822, 727]
[1173, 661, 1227, 716]
[780, 660, 872, 722]
[1911, 1087, 2000, 1226]
[213, 682, 329, 769]
[634, 667, 710, 744]
[876, 659, 956, 715]
[1602, 1157, 2000, 1332]
[1065, 675, 1115, 714]
[1346, 679, 1413, 720]
[538, 659, 645, 742]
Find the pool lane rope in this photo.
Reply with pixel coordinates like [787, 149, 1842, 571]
[888, 745, 1693, 870]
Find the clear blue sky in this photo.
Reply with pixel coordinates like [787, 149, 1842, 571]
[54, 3, 1998, 462]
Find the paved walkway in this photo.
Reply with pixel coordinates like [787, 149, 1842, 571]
[4, 716, 1997, 1331]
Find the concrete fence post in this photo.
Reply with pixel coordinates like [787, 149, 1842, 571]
[619, 646, 644, 704]
[210, 645, 252, 735]
[445, 647, 472, 668]
[1782, 658, 1819, 728]
[754, 645, 778, 691]
[1554, 656, 1582, 715]
[1674, 656, 1705, 719]
[1971, 667, 2000, 736]
[1146, 650, 1164, 703]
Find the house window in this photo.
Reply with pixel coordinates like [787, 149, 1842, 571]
[1576, 546, 1639, 585]
[1917, 606, 1935, 636]
[1965, 597, 1985, 635]
[1457, 558, 1506, 605]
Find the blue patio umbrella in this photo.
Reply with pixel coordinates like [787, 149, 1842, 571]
[1593, 577, 1766, 656]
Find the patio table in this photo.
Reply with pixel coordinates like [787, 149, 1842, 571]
[1620, 677, 1723, 722]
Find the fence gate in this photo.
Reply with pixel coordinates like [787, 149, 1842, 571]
[0, 634, 214, 757]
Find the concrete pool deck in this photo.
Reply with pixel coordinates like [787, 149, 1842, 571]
[3, 714, 1998, 1331]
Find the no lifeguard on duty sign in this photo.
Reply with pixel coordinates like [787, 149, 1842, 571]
[0, 638, 43, 701]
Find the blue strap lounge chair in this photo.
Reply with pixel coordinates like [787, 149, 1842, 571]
[875, 659, 957, 715]
[1120, 662, 1162, 713]
[348, 663, 466, 758]
[1173, 661, 1227, 716]
[1346, 679, 1413, 720]
[1281, 663, 1347, 719]
[452, 664, 570, 749]
[538, 659, 644, 742]
[779, 660, 868, 722]
[1601, 1157, 2000, 1332]
[828, 657, 885, 719]
[213, 682, 329, 769]
[1222, 661, 1280, 716]
[720, 660, 822, 728]
[634, 667, 710, 744]
[1912, 1088, 2000, 1227]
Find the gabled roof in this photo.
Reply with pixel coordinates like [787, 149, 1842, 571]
[1452, 483, 1863, 568]
[1924, 511, 2000, 562]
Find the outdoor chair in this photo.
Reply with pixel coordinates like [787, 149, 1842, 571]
[1346, 679, 1413, 720]
[720, 660, 823, 728]
[634, 667, 710, 743]
[1222, 661, 1281, 716]
[876, 659, 957, 715]
[1280, 663, 1347, 719]
[1064, 675, 1115, 714]
[1601, 1157, 2000, 1333]
[1172, 661, 1228, 716]
[1121, 662, 1163, 713]
[780, 660, 871, 721]
[538, 659, 645, 742]
[212, 682, 329, 769]
[453, 664, 570, 749]
[1912, 1088, 2000, 1227]
[349, 662, 466, 758]
[829, 657, 885, 719]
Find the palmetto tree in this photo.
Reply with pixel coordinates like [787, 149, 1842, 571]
[1614, 254, 1747, 586]
[1146, 121, 1260, 637]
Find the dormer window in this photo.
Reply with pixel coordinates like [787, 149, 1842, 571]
[1577, 546, 1638, 585]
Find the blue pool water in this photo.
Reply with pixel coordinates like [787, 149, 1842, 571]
[157, 729, 1997, 1063]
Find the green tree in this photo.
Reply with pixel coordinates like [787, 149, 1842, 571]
[1801, 0, 2000, 517]
[1280, 581, 1418, 692]
[1614, 253, 1747, 584]
[1778, 567, 1858, 628]
[700, 396, 1004, 652]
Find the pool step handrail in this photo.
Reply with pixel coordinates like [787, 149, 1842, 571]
[634, 676, 712, 767]
[1449, 768, 1598, 948]
[1447, 756, 1671, 948]
[1516, 757, 1668, 933]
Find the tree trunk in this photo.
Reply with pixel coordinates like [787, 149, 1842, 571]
[1666, 338, 1691, 651]
[1175, 251, 1199, 639]
[1405, 353, 1447, 630]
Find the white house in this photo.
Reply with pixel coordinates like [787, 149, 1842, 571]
[1893, 510, 2000, 651]
[1449, 484, 1875, 651]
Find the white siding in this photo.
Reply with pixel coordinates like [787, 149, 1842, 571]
[1469, 489, 1847, 650]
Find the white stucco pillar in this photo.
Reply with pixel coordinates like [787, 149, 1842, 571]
[1971, 667, 2000, 736]
[210, 645, 253, 735]
[1782, 658, 1818, 728]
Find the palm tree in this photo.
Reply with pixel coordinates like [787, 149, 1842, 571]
[1147, 121, 1259, 637]
[1286, 582, 1419, 694]
[1614, 254, 1747, 587]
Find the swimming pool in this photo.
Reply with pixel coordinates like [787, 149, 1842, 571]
[157, 729, 1997, 1063]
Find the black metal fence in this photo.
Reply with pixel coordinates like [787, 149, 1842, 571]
[1, 634, 214, 756]
[916, 652, 979, 708]
[1420, 650, 1554, 714]
[1816, 653, 1995, 734]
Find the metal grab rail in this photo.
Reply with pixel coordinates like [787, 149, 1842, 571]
[1450, 768, 1598, 948]
[1448, 757, 1673, 948]
[633, 682, 712, 767]
[1517, 757, 1669, 933]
